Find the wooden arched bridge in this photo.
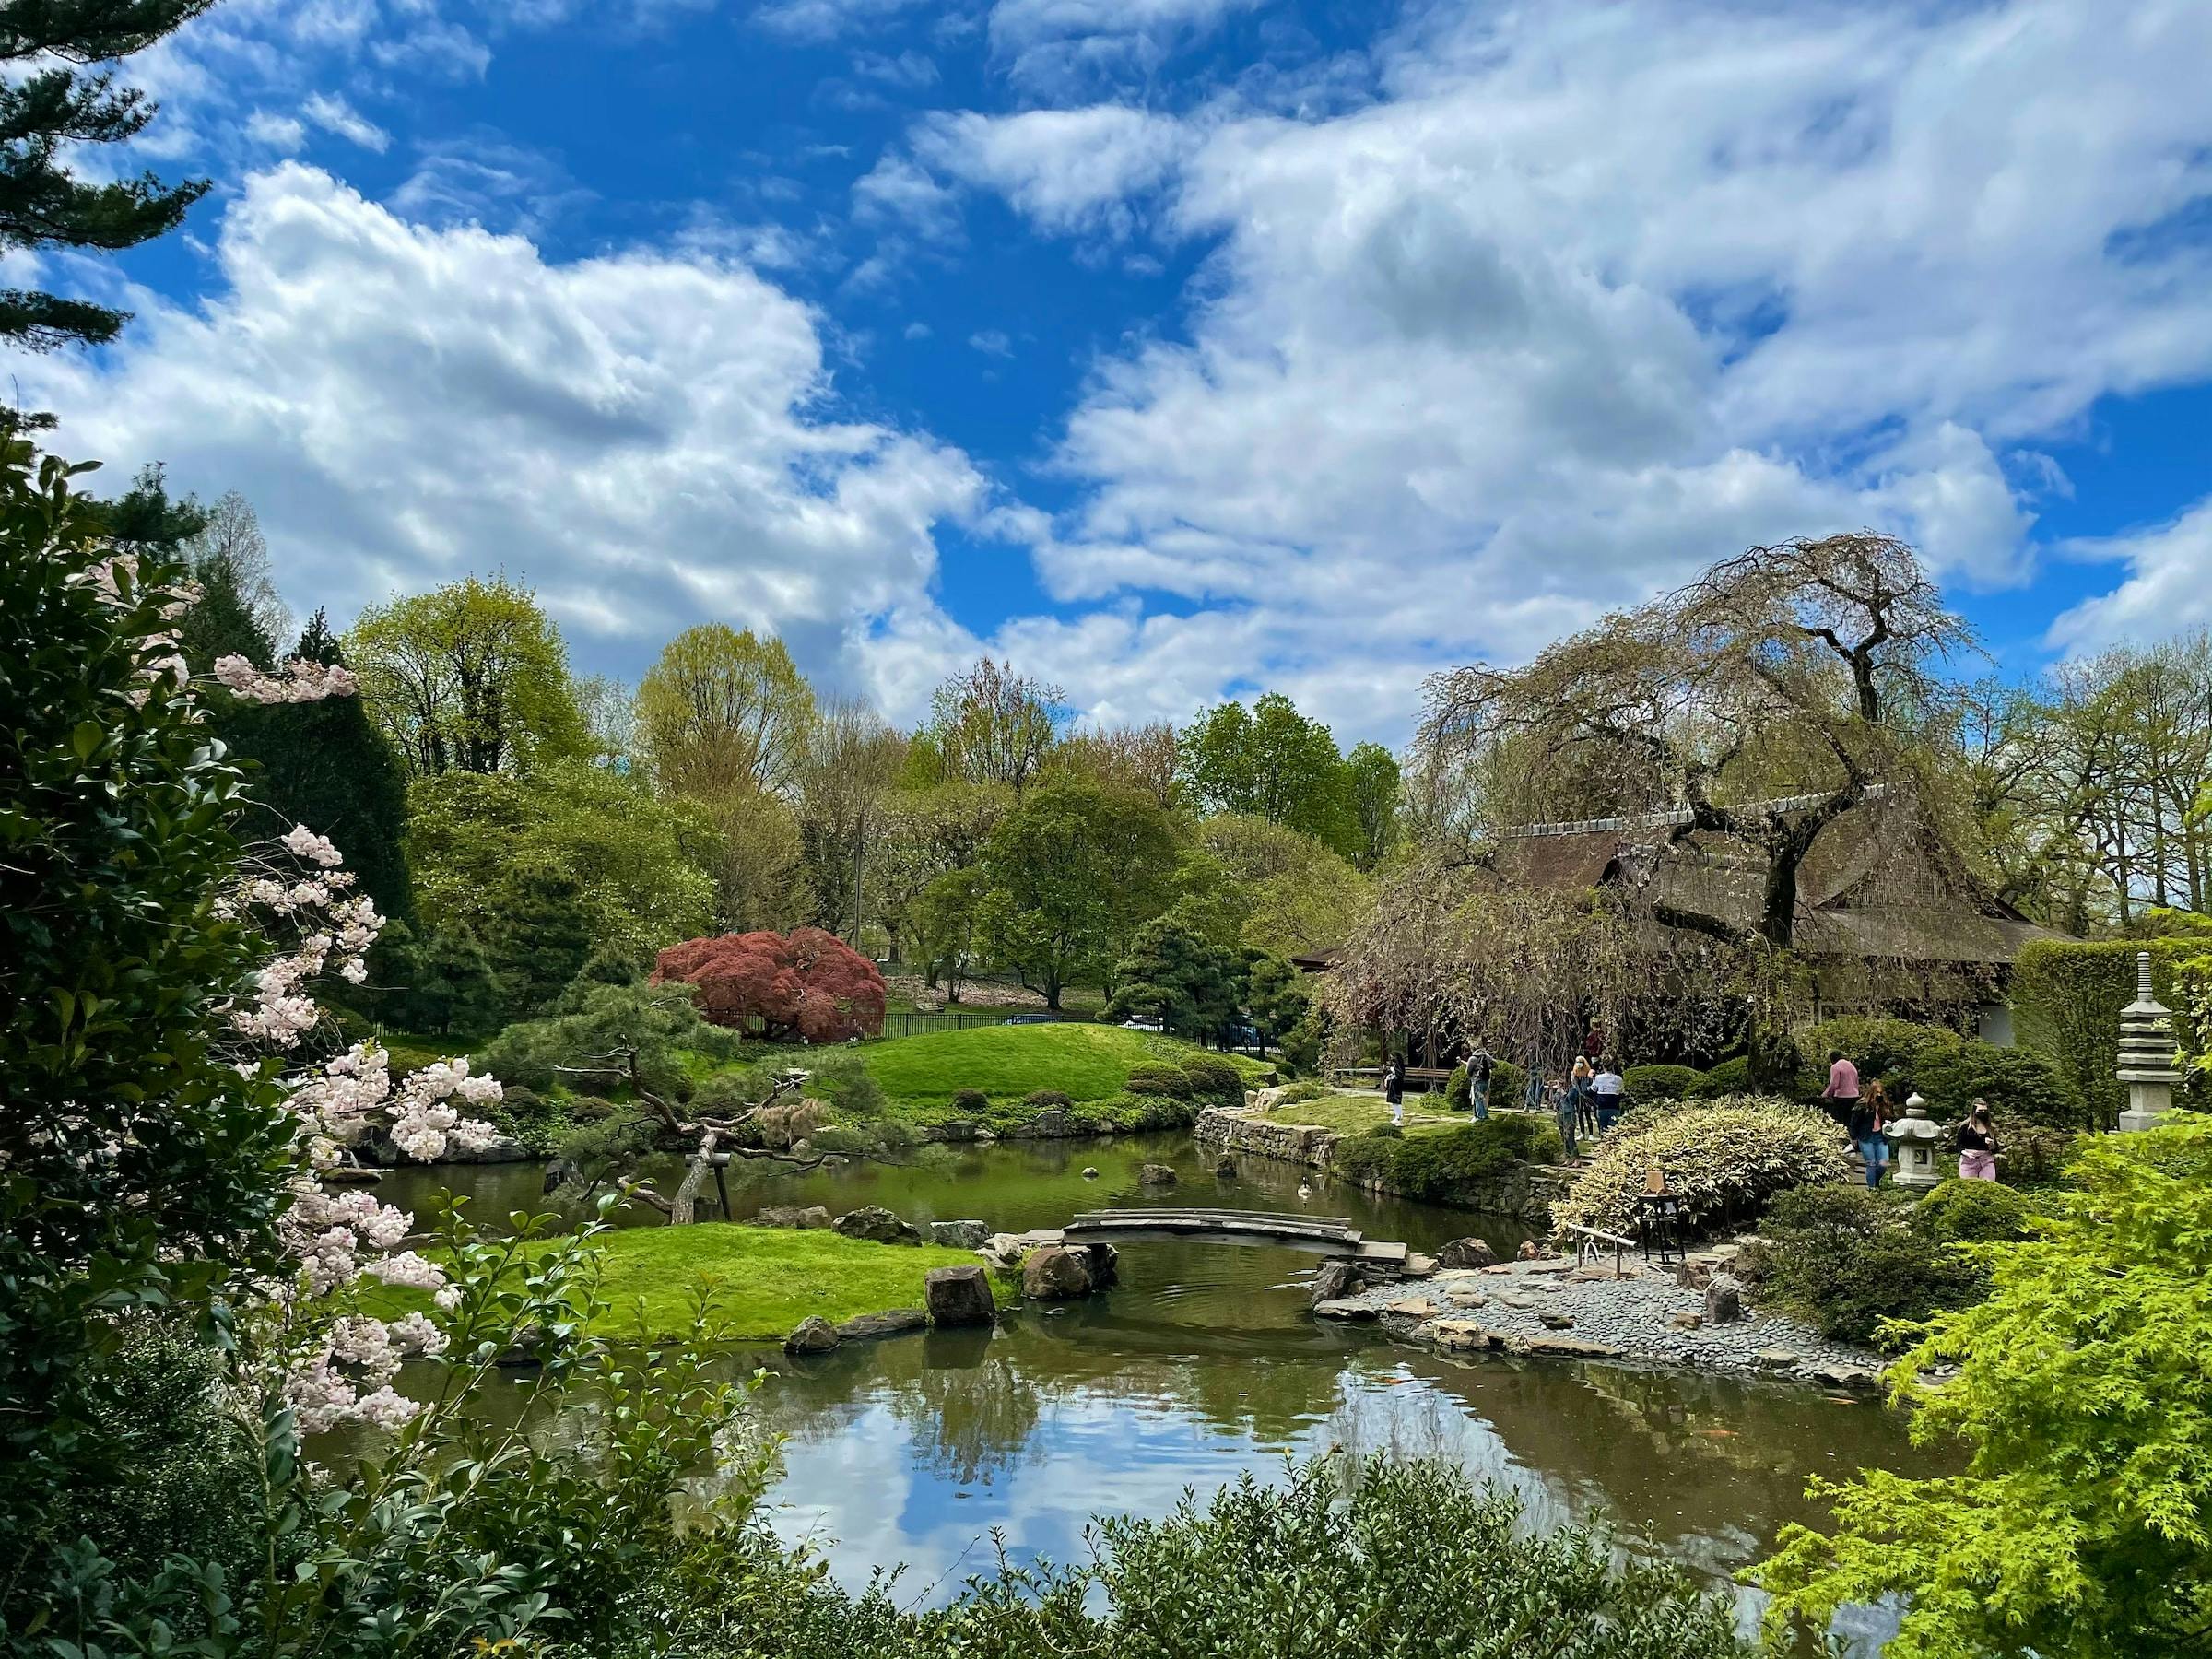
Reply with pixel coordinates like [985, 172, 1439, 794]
[1018, 1208, 1422, 1277]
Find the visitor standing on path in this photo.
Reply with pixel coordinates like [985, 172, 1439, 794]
[1570, 1056, 1596, 1136]
[1820, 1049, 1861, 1131]
[1865, 1080, 1892, 1182]
[1548, 1073, 1579, 1157]
[1848, 1087, 1886, 1188]
[1958, 1101, 1999, 1181]
[1383, 1060, 1406, 1128]
[1466, 1043, 1494, 1120]
[1593, 1060, 1625, 1133]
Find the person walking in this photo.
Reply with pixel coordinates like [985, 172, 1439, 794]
[1592, 1059, 1625, 1133]
[1383, 1059, 1406, 1128]
[1848, 1086, 1885, 1189]
[1865, 1080, 1893, 1182]
[1820, 1049, 1861, 1131]
[1958, 1101, 1999, 1182]
[1466, 1042, 1494, 1121]
[1569, 1056, 1596, 1136]
[1548, 1072, 1579, 1157]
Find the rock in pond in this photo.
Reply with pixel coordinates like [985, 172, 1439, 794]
[1435, 1236, 1499, 1270]
[750, 1205, 832, 1230]
[924, 1265, 997, 1327]
[1139, 1163, 1178, 1186]
[927, 1218, 989, 1250]
[1703, 1273, 1745, 1326]
[1308, 1259, 1367, 1307]
[833, 1206, 919, 1244]
[838, 1308, 928, 1342]
[1214, 1155, 1237, 1178]
[1312, 1299, 1377, 1321]
[784, 1316, 839, 1355]
[1081, 1167, 1100, 1179]
[1022, 1243, 1094, 1300]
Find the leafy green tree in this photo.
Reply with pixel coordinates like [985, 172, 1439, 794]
[406, 763, 720, 961]
[1178, 692, 1359, 854]
[1198, 813, 1369, 958]
[85, 461, 205, 552]
[351, 575, 586, 776]
[926, 657, 1063, 796]
[0, 3, 216, 351]
[1344, 740, 1402, 868]
[911, 865, 988, 994]
[483, 859, 595, 1020]
[637, 622, 818, 799]
[980, 779, 1179, 1007]
[367, 918, 504, 1038]
[0, 438, 295, 1633]
[1756, 1117, 2212, 1658]
[1107, 916, 1242, 1041]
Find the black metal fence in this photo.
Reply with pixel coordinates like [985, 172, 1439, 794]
[879, 1008, 1102, 1041]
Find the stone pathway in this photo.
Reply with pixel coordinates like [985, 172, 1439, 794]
[1318, 1247, 1887, 1391]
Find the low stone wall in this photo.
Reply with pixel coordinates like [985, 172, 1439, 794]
[1195, 1106, 1563, 1223]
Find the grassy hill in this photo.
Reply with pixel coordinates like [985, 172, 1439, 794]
[862, 1023, 1269, 1113]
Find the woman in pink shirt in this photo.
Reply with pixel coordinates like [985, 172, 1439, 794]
[1820, 1050, 1860, 1129]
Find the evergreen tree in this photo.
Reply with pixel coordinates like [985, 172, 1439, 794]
[371, 921, 503, 1039]
[86, 461, 205, 552]
[485, 861, 594, 1021]
[1106, 916, 1243, 1042]
[0, 2, 218, 351]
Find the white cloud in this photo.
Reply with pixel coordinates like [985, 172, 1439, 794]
[851, 152, 962, 241]
[300, 91, 390, 152]
[900, 0, 2212, 734]
[15, 166, 989, 703]
[987, 0, 1256, 92]
[243, 110, 307, 151]
[853, 49, 939, 88]
[752, 0, 925, 44]
[968, 328, 1011, 356]
[912, 106, 1187, 237]
[2047, 497, 2212, 653]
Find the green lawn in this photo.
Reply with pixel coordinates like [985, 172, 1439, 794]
[861, 1022, 1269, 1112]
[1259, 1093, 1460, 1137]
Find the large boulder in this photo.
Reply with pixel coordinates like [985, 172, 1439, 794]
[1435, 1236, 1499, 1270]
[837, 1308, 927, 1342]
[928, 1218, 989, 1250]
[924, 1265, 997, 1326]
[1139, 1163, 1178, 1186]
[1022, 1243, 1094, 1300]
[977, 1232, 1030, 1271]
[833, 1206, 919, 1245]
[1309, 1259, 1368, 1307]
[749, 1205, 832, 1230]
[1079, 1241, 1120, 1289]
[783, 1316, 839, 1355]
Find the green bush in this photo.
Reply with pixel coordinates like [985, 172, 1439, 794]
[1444, 1065, 1470, 1109]
[1181, 1054, 1246, 1105]
[1988, 1112, 2080, 1188]
[1275, 1079, 1329, 1105]
[1553, 1097, 1853, 1240]
[1802, 1017, 1959, 1090]
[1125, 1065, 1193, 1100]
[567, 1095, 619, 1124]
[1687, 1055, 1753, 1098]
[1915, 1037, 2087, 1128]
[1760, 1183, 1986, 1347]
[949, 1088, 989, 1112]
[1068, 1091, 1198, 1133]
[2013, 938, 2200, 1128]
[1915, 1178, 2035, 1244]
[1366, 1123, 1405, 1140]
[1622, 1064, 1703, 1102]
[1332, 1116, 1563, 1199]
[1022, 1089, 1074, 1110]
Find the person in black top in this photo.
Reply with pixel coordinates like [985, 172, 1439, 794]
[1383, 1060, 1406, 1128]
[1847, 1091, 1884, 1188]
[1958, 1100, 1998, 1181]
[1466, 1043, 1494, 1120]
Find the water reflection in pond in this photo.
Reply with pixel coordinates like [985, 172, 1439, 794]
[380, 1133, 1919, 1643]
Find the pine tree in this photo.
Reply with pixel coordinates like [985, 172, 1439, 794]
[485, 861, 594, 1021]
[0, 2, 217, 351]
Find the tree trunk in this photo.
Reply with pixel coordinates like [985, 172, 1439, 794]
[670, 1129, 720, 1225]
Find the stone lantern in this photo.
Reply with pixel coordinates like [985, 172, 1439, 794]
[1886, 1092, 1943, 1189]
[2117, 949, 2184, 1133]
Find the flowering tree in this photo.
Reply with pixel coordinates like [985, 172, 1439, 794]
[653, 925, 887, 1042]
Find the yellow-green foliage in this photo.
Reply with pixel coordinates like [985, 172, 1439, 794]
[860, 1022, 1265, 1113]
[1755, 1115, 2212, 1659]
[1551, 1096, 1852, 1240]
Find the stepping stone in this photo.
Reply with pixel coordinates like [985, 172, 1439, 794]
[1427, 1319, 1498, 1352]
[1753, 1347, 1803, 1369]
[1314, 1300, 1377, 1321]
[1386, 1297, 1442, 1320]
[1537, 1311, 1575, 1330]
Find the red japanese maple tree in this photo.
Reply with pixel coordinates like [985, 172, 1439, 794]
[653, 927, 887, 1042]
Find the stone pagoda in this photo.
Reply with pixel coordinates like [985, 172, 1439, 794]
[2116, 949, 2184, 1133]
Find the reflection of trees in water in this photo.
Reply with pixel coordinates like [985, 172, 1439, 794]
[885, 1353, 1044, 1485]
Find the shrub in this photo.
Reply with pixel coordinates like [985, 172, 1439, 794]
[1622, 1064, 1703, 1102]
[1332, 1116, 1563, 1199]
[1071, 1091, 1198, 1133]
[1444, 1065, 1470, 1110]
[950, 1088, 989, 1112]
[1760, 1183, 1985, 1347]
[1366, 1123, 1405, 1140]
[652, 926, 887, 1041]
[691, 1067, 769, 1114]
[1552, 1097, 1853, 1241]
[1989, 1112, 2079, 1187]
[1915, 1038, 2086, 1128]
[1125, 1065, 1193, 1100]
[1914, 1177, 2035, 1244]
[1181, 1054, 1246, 1105]
[1802, 1017, 1959, 1091]
[1686, 1055, 1752, 1098]
[1022, 1089, 1074, 1110]
[567, 1095, 619, 1124]
[804, 1049, 888, 1120]
[1276, 1079, 1329, 1104]
[1491, 1057, 1528, 1107]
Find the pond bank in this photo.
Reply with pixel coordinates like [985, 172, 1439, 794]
[1325, 1246, 1887, 1391]
[1194, 1105, 1564, 1223]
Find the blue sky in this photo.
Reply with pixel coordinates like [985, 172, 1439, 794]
[13, 0, 2212, 744]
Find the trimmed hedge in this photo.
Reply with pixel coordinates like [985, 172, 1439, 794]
[1180, 1055, 1248, 1106]
[1446, 1059, 1530, 1111]
[1331, 1115, 1563, 1199]
[1552, 1096, 1852, 1240]
[2012, 938, 2199, 1129]
[1622, 1064, 1703, 1102]
[1124, 1065, 1192, 1100]
[1799, 1017, 2089, 1128]
[1686, 1055, 1753, 1099]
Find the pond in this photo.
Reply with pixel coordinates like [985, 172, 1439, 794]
[378, 1133, 1920, 1645]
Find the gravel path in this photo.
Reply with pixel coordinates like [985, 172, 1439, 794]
[1319, 1249, 1888, 1391]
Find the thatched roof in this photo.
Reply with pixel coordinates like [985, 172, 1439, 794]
[1487, 791, 2068, 967]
